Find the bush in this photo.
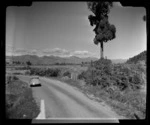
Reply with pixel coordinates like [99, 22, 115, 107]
[6, 76, 12, 84]
[6, 75, 19, 85]
[63, 71, 71, 78]
[13, 76, 19, 81]
[29, 67, 61, 77]
[92, 59, 113, 75]
[78, 71, 87, 80]
[82, 59, 113, 87]
[47, 68, 61, 77]
[25, 70, 30, 75]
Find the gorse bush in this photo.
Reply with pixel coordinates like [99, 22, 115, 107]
[63, 71, 71, 78]
[80, 59, 113, 87]
[82, 59, 144, 91]
[29, 68, 61, 77]
[6, 75, 19, 85]
[92, 58, 113, 75]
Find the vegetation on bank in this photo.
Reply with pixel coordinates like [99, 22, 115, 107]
[126, 50, 146, 64]
[29, 68, 61, 77]
[77, 58, 146, 119]
[6, 75, 40, 119]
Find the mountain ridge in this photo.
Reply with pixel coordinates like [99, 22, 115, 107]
[126, 50, 146, 64]
[6, 55, 98, 65]
[6, 54, 129, 65]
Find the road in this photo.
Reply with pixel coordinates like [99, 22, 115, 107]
[18, 75, 124, 122]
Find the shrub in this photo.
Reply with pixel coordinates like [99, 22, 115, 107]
[63, 71, 71, 78]
[15, 66, 29, 70]
[132, 73, 142, 85]
[13, 72, 22, 75]
[77, 71, 87, 80]
[25, 70, 30, 75]
[48, 68, 61, 77]
[92, 59, 113, 75]
[6, 76, 12, 84]
[6, 75, 19, 85]
[82, 59, 113, 87]
[13, 76, 19, 81]
[29, 67, 61, 77]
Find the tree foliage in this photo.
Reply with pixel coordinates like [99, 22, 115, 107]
[87, 1, 116, 59]
[26, 61, 32, 66]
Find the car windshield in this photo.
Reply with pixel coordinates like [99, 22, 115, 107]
[30, 78, 40, 84]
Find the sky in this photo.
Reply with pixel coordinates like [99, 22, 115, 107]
[6, 2, 146, 59]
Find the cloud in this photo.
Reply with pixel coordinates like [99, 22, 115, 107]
[6, 45, 13, 52]
[6, 46, 30, 56]
[29, 49, 38, 55]
[8, 48, 41, 56]
[6, 45, 14, 56]
[8, 48, 37, 56]
[73, 50, 89, 54]
[13, 48, 29, 56]
[42, 48, 97, 58]
[42, 48, 71, 57]
[71, 50, 97, 58]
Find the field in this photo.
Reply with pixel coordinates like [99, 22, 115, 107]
[30, 65, 88, 71]
[6, 65, 88, 73]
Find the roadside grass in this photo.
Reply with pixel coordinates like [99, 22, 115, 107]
[60, 78, 146, 119]
[6, 75, 40, 119]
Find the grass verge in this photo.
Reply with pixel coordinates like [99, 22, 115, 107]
[6, 75, 40, 119]
[51, 77, 146, 119]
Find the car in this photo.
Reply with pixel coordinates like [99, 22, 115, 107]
[30, 76, 41, 87]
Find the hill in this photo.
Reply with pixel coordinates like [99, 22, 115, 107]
[6, 55, 129, 65]
[6, 55, 98, 65]
[126, 50, 146, 64]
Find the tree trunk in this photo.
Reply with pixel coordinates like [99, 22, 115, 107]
[100, 42, 104, 59]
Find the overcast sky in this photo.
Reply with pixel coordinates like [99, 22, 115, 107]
[6, 2, 146, 59]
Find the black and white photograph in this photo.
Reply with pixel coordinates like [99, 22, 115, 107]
[5, 1, 147, 123]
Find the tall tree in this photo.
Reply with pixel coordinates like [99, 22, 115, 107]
[87, 2, 116, 59]
[26, 61, 32, 68]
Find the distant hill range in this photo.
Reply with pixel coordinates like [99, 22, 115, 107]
[126, 50, 146, 64]
[6, 55, 98, 65]
[6, 55, 129, 65]
[6, 54, 128, 65]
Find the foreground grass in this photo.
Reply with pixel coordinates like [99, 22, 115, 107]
[6, 75, 40, 119]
